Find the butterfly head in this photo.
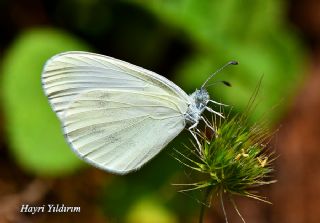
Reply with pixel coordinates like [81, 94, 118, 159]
[185, 61, 238, 127]
[194, 87, 210, 107]
[185, 88, 210, 125]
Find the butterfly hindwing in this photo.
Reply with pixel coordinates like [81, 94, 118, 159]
[63, 89, 186, 174]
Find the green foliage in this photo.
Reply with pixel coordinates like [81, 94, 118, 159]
[132, 0, 306, 122]
[0, 2, 305, 221]
[1, 28, 90, 176]
[126, 196, 178, 223]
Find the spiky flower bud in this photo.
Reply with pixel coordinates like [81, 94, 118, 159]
[175, 110, 276, 222]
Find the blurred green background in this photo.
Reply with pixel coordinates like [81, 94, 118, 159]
[1, 0, 320, 222]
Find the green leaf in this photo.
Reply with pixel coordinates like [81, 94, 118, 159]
[132, 0, 306, 123]
[2, 28, 91, 176]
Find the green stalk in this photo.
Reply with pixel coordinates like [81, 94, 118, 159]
[199, 187, 213, 223]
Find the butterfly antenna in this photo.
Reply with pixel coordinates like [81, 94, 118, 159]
[205, 80, 232, 89]
[201, 61, 238, 89]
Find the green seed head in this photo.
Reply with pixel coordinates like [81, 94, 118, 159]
[176, 112, 276, 202]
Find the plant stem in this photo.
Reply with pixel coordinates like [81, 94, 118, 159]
[220, 190, 229, 223]
[199, 187, 213, 223]
[229, 195, 246, 223]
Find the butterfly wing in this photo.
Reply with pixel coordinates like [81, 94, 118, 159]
[42, 51, 190, 120]
[63, 89, 186, 174]
[42, 51, 190, 174]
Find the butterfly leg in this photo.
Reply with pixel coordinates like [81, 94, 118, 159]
[206, 106, 224, 118]
[208, 99, 229, 107]
[188, 122, 202, 154]
[201, 116, 215, 132]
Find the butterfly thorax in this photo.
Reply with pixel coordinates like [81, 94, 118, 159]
[185, 88, 209, 125]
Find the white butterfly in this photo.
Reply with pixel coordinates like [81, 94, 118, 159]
[42, 51, 237, 174]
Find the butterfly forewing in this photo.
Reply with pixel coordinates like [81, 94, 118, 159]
[42, 52, 190, 120]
